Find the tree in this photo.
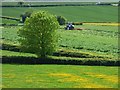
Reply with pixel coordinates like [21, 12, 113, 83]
[18, 1, 24, 6]
[57, 16, 67, 25]
[118, 1, 120, 6]
[20, 10, 33, 23]
[18, 11, 59, 58]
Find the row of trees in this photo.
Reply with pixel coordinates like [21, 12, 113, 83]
[20, 11, 67, 25]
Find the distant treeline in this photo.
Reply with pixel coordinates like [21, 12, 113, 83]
[0, 3, 112, 7]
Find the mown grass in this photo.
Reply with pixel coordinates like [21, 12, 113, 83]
[2, 6, 118, 22]
[2, 64, 118, 88]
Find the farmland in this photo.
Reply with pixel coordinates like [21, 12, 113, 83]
[2, 6, 118, 22]
[2, 64, 118, 88]
[2, 25, 119, 58]
[1, 2, 119, 88]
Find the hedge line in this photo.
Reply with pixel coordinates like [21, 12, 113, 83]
[2, 44, 119, 66]
[0, 23, 23, 26]
[72, 22, 83, 25]
[53, 51, 106, 58]
[2, 43, 112, 59]
[0, 16, 20, 21]
[2, 43, 20, 52]
[1, 56, 119, 66]
[1, 3, 112, 7]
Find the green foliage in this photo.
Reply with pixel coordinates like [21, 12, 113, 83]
[18, 11, 59, 58]
[17, 1, 24, 6]
[119, 1, 120, 6]
[20, 10, 33, 23]
[57, 16, 67, 25]
[24, 11, 33, 18]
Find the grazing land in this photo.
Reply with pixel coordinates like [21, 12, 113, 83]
[2, 25, 119, 58]
[1, 2, 119, 88]
[2, 64, 118, 88]
[2, 6, 118, 22]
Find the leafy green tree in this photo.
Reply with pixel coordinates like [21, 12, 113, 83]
[20, 10, 33, 23]
[18, 11, 59, 58]
[118, 1, 120, 6]
[18, 1, 24, 6]
[57, 16, 67, 25]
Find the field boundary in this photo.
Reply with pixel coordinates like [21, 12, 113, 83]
[1, 3, 112, 7]
[1, 22, 119, 26]
[1, 56, 119, 66]
[83, 22, 120, 26]
[0, 16, 20, 21]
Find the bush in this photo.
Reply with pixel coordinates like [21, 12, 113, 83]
[57, 16, 67, 25]
[18, 1, 24, 6]
[18, 11, 59, 58]
[20, 10, 33, 23]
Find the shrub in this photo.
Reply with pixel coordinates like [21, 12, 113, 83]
[18, 11, 59, 58]
[20, 10, 33, 23]
[57, 16, 67, 25]
[18, 1, 24, 6]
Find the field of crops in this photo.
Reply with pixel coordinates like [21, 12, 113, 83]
[2, 6, 118, 22]
[1, 24, 119, 58]
[1, 2, 97, 6]
[1, 2, 119, 88]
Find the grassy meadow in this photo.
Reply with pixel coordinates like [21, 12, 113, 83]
[1, 2, 119, 88]
[2, 64, 118, 88]
[2, 6, 118, 22]
[2, 25, 119, 58]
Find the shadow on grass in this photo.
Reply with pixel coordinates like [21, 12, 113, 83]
[2, 43, 104, 58]
[2, 43, 120, 66]
[1, 56, 120, 66]
[2, 43, 20, 52]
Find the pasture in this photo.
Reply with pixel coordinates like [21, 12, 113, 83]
[2, 25, 119, 58]
[2, 64, 118, 88]
[2, 6, 118, 22]
[1, 2, 119, 88]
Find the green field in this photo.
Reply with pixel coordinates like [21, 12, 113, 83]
[2, 6, 118, 22]
[1, 2, 96, 6]
[2, 2, 118, 6]
[2, 64, 118, 88]
[2, 24, 119, 58]
[1, 2, 119, 88]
